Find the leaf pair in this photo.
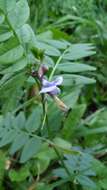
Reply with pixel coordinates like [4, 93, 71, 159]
[0, 106, 42, 163]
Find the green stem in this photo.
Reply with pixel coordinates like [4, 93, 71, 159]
[53, 146, 71, 177]
[49, 47, 69, 81]
[41, 94, 52, 138]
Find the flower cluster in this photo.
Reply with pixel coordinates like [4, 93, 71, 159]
[32, 65, 68, 112]
[40, 76, 63, 96]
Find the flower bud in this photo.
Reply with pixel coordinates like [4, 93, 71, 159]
[53, 96, 69, 112]
[38, 65, 48, 79]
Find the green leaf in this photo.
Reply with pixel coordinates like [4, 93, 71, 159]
[0, 13, 5, 24]
[2, 57, 27, 74]
[31, 144, 56, 175]
[36, 143, 56, 161]
[0, 72, 26, 113]
[14, 112, 26, 129]
[0, 45, 24, 64]
[76, 175, 96, 188]
[0, 151, 6, 187]
[0, 36, 19, 56]
[53, 168, 68, 179]
[10, 133, 29, 155]
[17, 24, 34, 44]
[31, 158, 50, 176]
[85, 108, 107, 127]
[25, 106, 42, 132]
[62, 104, 86, 140]
[27, 76, 36, 85]
[62, 88, 81, 108]
[58, 62, 96, 73]
[8, 0, 30, 29]
[79, 126, 107, 136]
[0, 31, 13, 42]
[35, 41, 61, 56]
[62, 74, 96, 86]
[43, 39, 68, 49]
[20, 137, 42, 163]
[53, 138, 80, 155]
[99, 179, 107, 190]
[53, 137, 71, 150]
[48, 103, 63, 133]
[9, 166, 30, 182]
[0, 130, 17, 147]
[3, 112, 14, 128]
[63, 44, 95, 60]
[0, 0, 16, 13]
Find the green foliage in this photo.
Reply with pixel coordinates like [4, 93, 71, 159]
[9, 165, 30, 182]
[53, 153, 96, 189]
[62, 104, 86, 140]
[0, 0, 107, 190]
[0, 151, 6, 189]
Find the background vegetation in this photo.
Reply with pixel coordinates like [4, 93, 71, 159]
[0, 0, 107, 189]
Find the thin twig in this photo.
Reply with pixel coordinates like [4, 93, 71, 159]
[41, 94, 52, 138]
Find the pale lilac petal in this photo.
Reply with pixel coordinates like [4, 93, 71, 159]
[40, 76, 63, 95]
[53, 76, 63, 86]
[42, 79, 51, 87]
[50, 87, 60, 95]
[42, 79, 58, 87]
[40, 86, 56, 93]
[42, 76, 63, 87]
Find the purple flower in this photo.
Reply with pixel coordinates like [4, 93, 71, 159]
[40, 76, 63, 95]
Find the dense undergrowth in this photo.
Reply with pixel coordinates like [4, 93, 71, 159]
[0, 0, 107, 189]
